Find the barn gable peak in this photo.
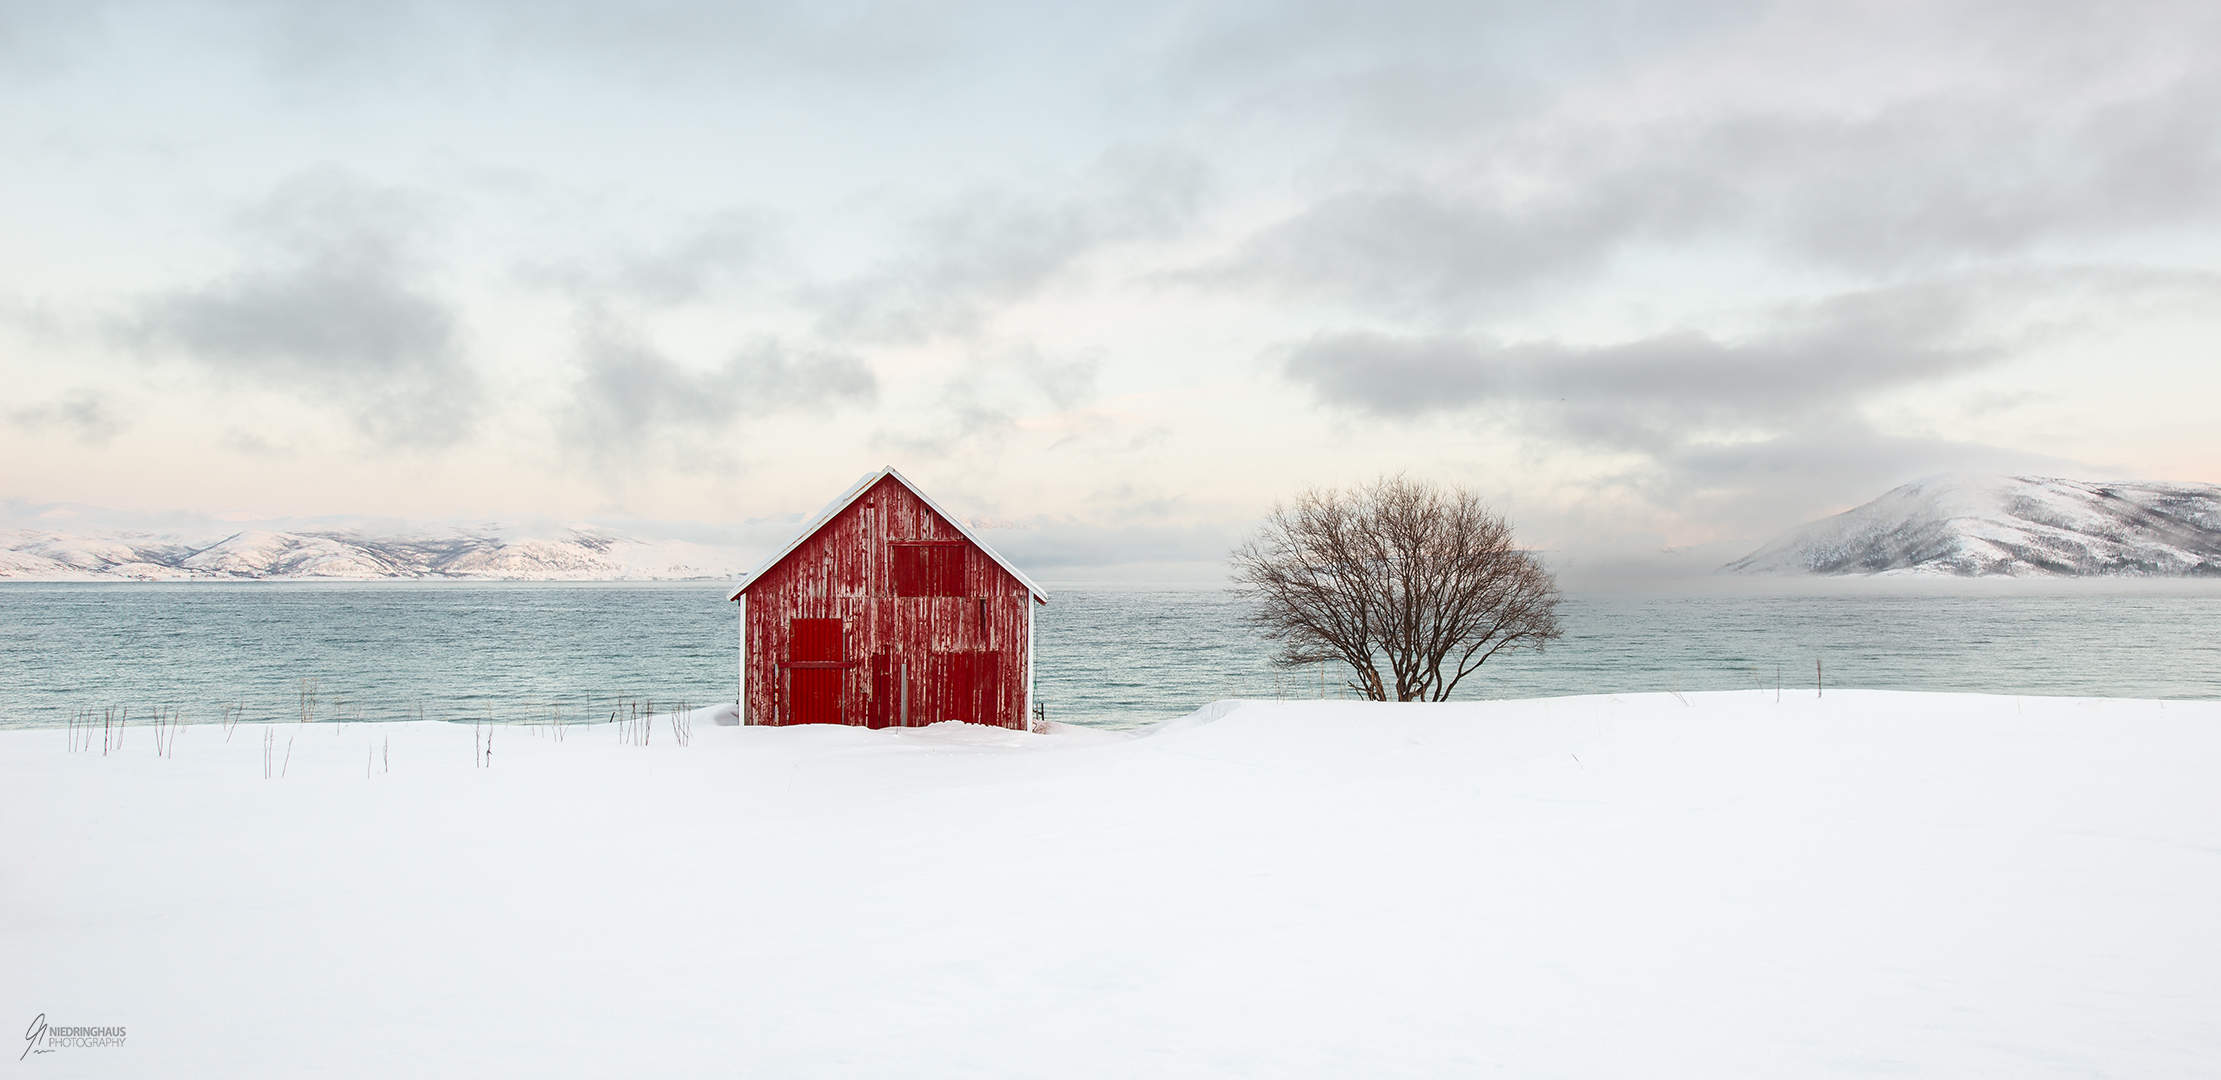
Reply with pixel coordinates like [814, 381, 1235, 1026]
[727, 466, 1048, 603]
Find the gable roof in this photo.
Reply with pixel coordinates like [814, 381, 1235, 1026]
[726, 466, 1048, 603]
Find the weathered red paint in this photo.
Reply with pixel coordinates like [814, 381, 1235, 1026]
[734, 473, 1040, 728]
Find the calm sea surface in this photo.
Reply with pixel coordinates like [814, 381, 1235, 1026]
[2, 582, 2217, 730]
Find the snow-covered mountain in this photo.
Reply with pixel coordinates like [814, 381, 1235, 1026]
[1724, 474, 2221, 577]
[0, 524, 755, 581]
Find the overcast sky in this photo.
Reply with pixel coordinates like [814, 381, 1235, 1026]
[4, 0, 2217, 583]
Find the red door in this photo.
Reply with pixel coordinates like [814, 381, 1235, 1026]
[931, 650, 1005, 725]
[788, 618, 844, 725]
[868, 653, 896, 729]
[973, 652, 1005, 726]
[946, 651, 975, 724]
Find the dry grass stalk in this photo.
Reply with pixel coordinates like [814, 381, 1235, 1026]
[150, 705, 182, 759]
[474, 708, 496, 769]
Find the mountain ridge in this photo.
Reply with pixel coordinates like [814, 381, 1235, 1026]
[0, 524, 753, 581]
[1724, 474, 2221, 577]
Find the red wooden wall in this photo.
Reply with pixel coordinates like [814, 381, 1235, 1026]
[738, 475, 1035, 728]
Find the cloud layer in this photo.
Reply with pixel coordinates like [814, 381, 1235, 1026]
[124, 170, 480, 448]
[3, 0, 2219, 578]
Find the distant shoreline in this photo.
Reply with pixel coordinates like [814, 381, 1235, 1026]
[7, 575, 2221, 594]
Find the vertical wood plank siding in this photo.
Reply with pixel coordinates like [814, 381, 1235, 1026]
[741, 475, 1034, 728]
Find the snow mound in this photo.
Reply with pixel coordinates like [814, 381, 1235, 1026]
[1724, 474, 2221, 577]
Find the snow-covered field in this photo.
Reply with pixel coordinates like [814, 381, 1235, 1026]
[5, 692, 2217, 1077]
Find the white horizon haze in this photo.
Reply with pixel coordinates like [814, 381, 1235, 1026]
[4, 0, 2218, 585]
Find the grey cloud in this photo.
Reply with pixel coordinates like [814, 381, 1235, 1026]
[1153, 0, 1707, 135]
[1283, 284, 1992, 451]
[1628, 420, 2094, 539]
[126, 169, 481, 448]
[1212, 72, 2221, 314]
[219, 427, 295, 459]
[728, 340, 877, 411]
[1169, 0, 2221, 140]
[9, 390, 123, 445]
[612, 213, 781, 306]
[871, 346, 1103, 460]
[1021, 348, 1100, 411]
[1282, 281, 2100, 544]
[909, 478, 1236, 577]
[814, 147, 1207, 344]
[211, 0, 957, 98]
[528, 209, 783, 308]
[1217, 171, 1730, 314]
[560, 322, 876, 468]
[492, 0, 950, 85]
[1742, 82, 2221, 271]
[975, 517, 1241, 576]
[0, 0, 110, 84]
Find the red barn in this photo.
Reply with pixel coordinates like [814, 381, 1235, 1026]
[727, 467, 1047, 727]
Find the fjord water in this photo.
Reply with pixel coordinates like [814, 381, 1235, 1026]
[1, 583, 2217, 730]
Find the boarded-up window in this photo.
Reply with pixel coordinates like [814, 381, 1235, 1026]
[892, 543, 966, 597]
[790, 618, 843, 662]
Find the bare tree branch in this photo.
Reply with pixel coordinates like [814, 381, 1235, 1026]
[1230, 474, 1562, 702]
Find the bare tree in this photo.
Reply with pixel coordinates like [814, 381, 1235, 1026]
[1231, 474, 1562, 702]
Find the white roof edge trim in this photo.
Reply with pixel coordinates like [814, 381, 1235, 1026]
[725, 466, 1049, 604]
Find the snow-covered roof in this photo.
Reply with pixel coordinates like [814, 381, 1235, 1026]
[726, 467, 1049, 603]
